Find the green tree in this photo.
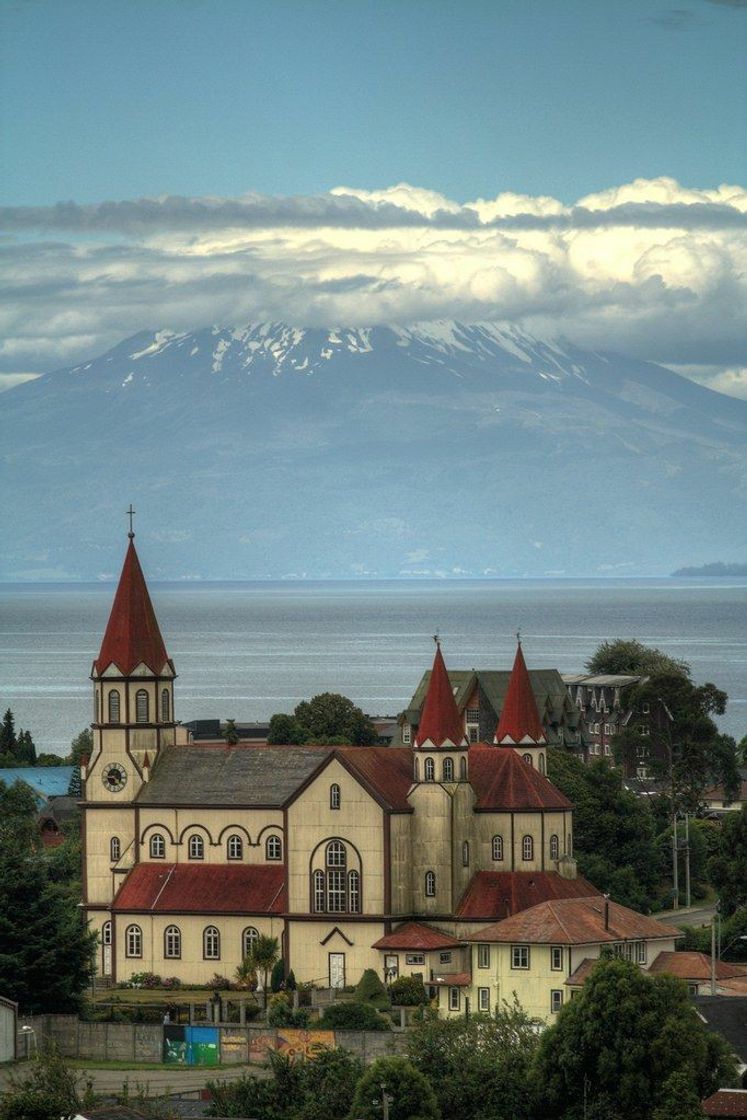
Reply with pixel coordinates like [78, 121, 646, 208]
[270, 958, 285, 992]
[294, 1046, 363, 1120]
[349, 1055, 440, 1120]
[207, 1046, 363, 1120]
[223, 719, 239, 746]
[320, 1000, 391, 1031]
[0, 1046, 81, 1120]
[614, 672, 739, 815]
[67, 728, 92, 765]
[547, 749, 659, 910]
[0, 707, 17, 758]
[652, 1070, 707, 1120]
[0, 782, 95, 1013]
[16, 729, 37, 765]
[268, 693, 377, 746]
[586, 639, 690, 678]
[532, 958, 736, 1120]
[709, 806, 747, 916]
[407, 1002, 540, 1120]
[245, 934, 279, 1008]
[354, 966, 391, 1010]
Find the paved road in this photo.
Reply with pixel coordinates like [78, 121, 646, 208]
[657, 904, 717, 928]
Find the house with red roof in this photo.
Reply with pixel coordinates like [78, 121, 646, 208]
[82, 533, 674, 1017]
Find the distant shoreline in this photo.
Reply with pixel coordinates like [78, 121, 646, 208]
[671, 562, 747, 577]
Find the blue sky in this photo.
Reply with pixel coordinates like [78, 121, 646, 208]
[1, 0, 745, 206]
[0, 0, 745, 396]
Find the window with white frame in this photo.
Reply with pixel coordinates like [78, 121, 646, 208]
[348, 870, 360, 913]
[594, 722, 600, 734]
[150, 833, 165, 859]
[639, 724, 650, 736]
[242, 926, 259, 959]
[406, 953, 425, 965]
[466, 707, 479, 723]
[188, 834, 204, 860]
[477, 944, 490, 968]
[478, 987, 490, 1012]
[102, 920, 112, 946]
[266, 835, 282, 861]
[443, 757, 454, 781]
[125, 924, 142, 958]
[511, 945, 530, 969]
[164, 925, 181, 959]
[203, 925, 220, 960]
[402, 725, 411, 744]
[227, 834, 243, 860]
[522, 752, 532, 766]
[550, 946, 563, 971]
[460, 756, 468, 780]
[635, 941, 647, 964]
[551, 990, 563, 1013]
[135, 689, 149, 724]
[522, 835, 534, 861]
[425, 870, 436, 897]
[468, 725, 479, 743]
[449, 987, 460, 1011]
[603, 723, 610, 735]
[642, 702, 650, 714]
[313, 869, 325, 913]
[492, 835, 504, 861]
[330, 783, 341, 810]
[549, 834, 560, 861]
[110, 836, 121, 862]
[587, 722, 594, 735]
[312, 840, 361, 913]
[424, 757, 435, 781]
[604, 744, 611, 756]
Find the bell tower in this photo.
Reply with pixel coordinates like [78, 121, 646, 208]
[85, 516, 176, 802]
[493, 638, 547, 773]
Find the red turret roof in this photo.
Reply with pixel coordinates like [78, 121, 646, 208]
[415, 642, 467, 748]
[494, 643, 546, 745]
[94, 539, 171, 676]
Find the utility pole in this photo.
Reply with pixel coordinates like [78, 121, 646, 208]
[684, 813, 691, 909]
[672, 813, 679, 910]
[380, 1084, 393, 1120]
[711, 918, 717, 996]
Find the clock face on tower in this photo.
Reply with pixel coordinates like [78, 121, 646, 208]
[102, 763, 128, 793]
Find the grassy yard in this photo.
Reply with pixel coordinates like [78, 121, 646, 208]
[93, 988, 222, 1005]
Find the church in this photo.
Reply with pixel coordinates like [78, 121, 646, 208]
[81, 534, 678, 1023]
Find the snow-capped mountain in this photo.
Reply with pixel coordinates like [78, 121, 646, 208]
[2, 322, 746, 579]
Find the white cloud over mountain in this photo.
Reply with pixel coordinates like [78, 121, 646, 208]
[1, 176, 745, 394]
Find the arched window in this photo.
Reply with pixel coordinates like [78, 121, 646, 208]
[110, 836, 121, 862]
[443, 758, 454, 781]
[125, 924, 142, 958]
[149, 833, 165, 859]
[424, 757, 435, 782]
[161, 689, 170, 722]
[492, 835, 503, 861]
[538, 753, 546, 775]
[188, 834, 204, 860]
[413, 756, 420, 781]
[102, 920, 112, 946]
[227, 835, 243, 860]
[459, 756, 468, 780]
[203, 926, 220, 960]
[313, 869, 325, 912]
[242, 926, 259, 959]
[164, 925, 181, 959]
[522, 835, 534, 861]
[425, 870, 436, 897]
[135, 689, 149, 723]
[265, 835, 282, 861]
[550, 834, 560, 861]
[108, 690, 121, 723]
[522, 752, 533, 767]
[96, 690, 101, 724]
[348, 869, 360, 913]
[330, 784, 341, 810]
[326, 840, 346, 867]
[462, 840, 470, 867]
[326, 840, 347, 912]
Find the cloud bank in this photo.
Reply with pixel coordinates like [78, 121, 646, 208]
[1, 176, 745, 395]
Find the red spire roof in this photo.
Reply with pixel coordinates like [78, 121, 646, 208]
[494, 642, 547, 745]
[415, 641, 467, 748]
[95, 538, 171, 676]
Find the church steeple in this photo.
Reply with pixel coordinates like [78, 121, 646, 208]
[415, 639, 468, 750]
[494, 639, 547, 772]
[95, 536, 172, 677]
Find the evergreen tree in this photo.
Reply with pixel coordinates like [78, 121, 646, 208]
[0, 782, 95, 1013]
[0, 708, 17, 757]
[67, 766, 82, 797]
[67, 728, 92, 765]
[708, 805, 747, 916]
[16, 729, 37, 765]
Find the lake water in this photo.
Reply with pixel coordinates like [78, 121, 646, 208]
[1, 579, 746, 754]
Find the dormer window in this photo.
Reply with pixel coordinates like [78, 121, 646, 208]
[402, 725, 411, 744]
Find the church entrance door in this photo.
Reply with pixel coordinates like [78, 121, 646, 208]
[329, 953, 345, 989]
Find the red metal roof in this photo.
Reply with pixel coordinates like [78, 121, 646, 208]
[648, 951, 747, 982]
[456, 870, 600, 920]
[95, 539, 171, 676]
[494, 643, 547, 745]
[112, 863, 285, 914]
[468, 746, 571, 810]
[371, 922, 464, 951]
[431, 972, 471, 987]
[336, 747, 414, 812]
[415, 643, 467, 749]
[702, 1091, 747, 1118]
[469, 896, 678, 945]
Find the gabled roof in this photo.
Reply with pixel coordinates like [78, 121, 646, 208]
[335, 747, 414, 812]
[494, 644, 547, 745]
[406, 667, 571, 727]
[469, 896, 678, 945]
[95, 539, 171, 675]
[415, 643, 467, 748]
[456, 870, 600, 920]
[468, 746, 571, 811]
[372, 922, 464, 951]
[112, 863, 285, 914]
[701, 1090, 747, 1118]
[649, 951, 747, 982]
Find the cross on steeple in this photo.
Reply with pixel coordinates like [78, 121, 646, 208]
[516, 628, 522, 646]
[126, 504, 136, 539]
